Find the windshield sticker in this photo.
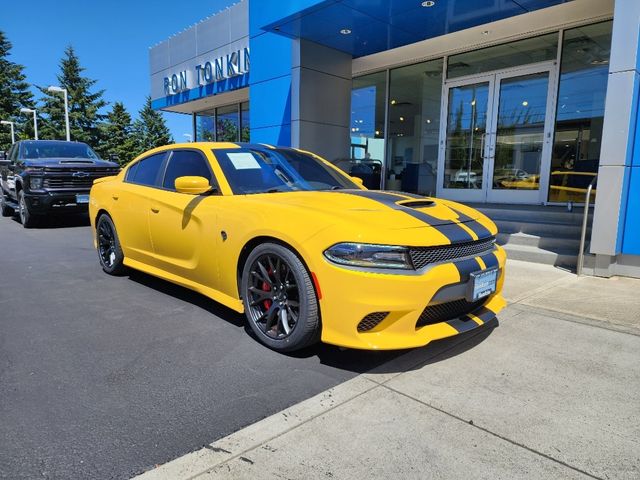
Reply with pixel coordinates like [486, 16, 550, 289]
[227, 152, 261, 170]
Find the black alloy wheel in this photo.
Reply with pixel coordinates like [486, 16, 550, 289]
[96, 214, 126, 275]
[242, 243, 320, 352]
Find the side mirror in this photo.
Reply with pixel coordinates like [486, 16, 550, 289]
[0, 151, 6, 160]
[351, 176, 364, 187]
[175, 176, 212, 195]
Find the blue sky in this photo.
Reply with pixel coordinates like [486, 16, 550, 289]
[1, 0, 238, 141]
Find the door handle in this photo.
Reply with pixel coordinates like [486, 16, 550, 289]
[151, 207, 160, 213]
[112, 195, 119, 200]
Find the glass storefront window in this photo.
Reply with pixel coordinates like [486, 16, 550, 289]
[387, 58, 443, 195]
[217, 104, 240, 142]
[240, 102, 250, 142]
[492, 72, 550, 191]
[549, 21, 612, 203]
[443, 82, 490, 189]
[447, 33, 558, 79]
[345, 72, 387, 189]
[195, 110, 215, 141]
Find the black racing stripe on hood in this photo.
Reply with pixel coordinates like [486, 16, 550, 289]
[447, 206, 492, 239]
[339, 190, 474, 244]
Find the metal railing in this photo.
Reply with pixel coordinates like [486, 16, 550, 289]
[576, 176, 597, 276]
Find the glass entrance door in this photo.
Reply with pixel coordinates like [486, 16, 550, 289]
[438, 63, 556, 204]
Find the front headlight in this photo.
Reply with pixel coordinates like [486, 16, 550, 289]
[30, 176, 43, 190]
[324, 243, 413, 270]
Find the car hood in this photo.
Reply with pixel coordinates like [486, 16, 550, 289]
[24, 158, 119, 168]
[242, 189, 494, 241]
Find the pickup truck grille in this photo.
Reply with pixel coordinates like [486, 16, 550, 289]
[43, 177, 95, 189]
[41, 169, 119, 190]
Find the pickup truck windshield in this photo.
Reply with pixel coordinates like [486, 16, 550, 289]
[213, 148, 359, 194]
[21, 141, 100, 160]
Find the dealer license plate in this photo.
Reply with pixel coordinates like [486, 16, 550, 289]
[468, 268, 498, 302]
[76, 194, 89, 204]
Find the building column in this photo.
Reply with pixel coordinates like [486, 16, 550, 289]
[590, 0, 640, 276]
[291, 39, 352, 161]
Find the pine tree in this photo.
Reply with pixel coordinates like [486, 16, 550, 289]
[38, 45, 106, 147]
[96, 102, 136, 164]
[0, 31, 34, 151]
[132, 96, 173, 156]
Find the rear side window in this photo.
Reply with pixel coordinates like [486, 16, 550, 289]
[125, 153, 166, 187]
[162, 150, 214, 190]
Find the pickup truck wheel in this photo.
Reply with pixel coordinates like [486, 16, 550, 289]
[18, 191, 37, 228]
[96, 214, 126, 275]
[0, 191, 14, 217]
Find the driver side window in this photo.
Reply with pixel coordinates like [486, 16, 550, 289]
[162, 150, 216, 191]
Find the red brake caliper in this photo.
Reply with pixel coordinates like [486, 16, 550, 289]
[262, 269, 273, 310]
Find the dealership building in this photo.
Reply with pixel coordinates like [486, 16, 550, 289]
[149, 0, 640, 278]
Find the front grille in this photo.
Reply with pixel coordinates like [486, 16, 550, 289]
[41, 169, 119, 190]
[410, 237, 495, 270]
[416, 298, 485, 329]
[43, 177, 94, 189]
[357, 312, 389, 332]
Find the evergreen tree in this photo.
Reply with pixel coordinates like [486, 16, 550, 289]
[132, 96, 173, 156]
[0, 31, 34, 151]
[96, 102, 136, 164]
[38, 45, 106, 147]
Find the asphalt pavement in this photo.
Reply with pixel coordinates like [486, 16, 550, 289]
[0, 213, 404, 479]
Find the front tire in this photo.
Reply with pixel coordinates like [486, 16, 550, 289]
[96, 214, 126, 275]
[241, 243, 320, 352]
[18, 191, 37, 228]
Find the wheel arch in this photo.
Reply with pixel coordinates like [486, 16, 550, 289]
[236, 236, 320, 306]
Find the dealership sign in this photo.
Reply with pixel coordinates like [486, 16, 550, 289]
[163, 46, 250, 96]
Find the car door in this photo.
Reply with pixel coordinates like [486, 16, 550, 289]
[147, 149, 219, 286]
[111, 152, 167, 264]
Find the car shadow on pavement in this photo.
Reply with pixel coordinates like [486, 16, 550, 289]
[125, 268, 498, 375]
[11, 213, 91, 229]
[286, 318, 498, 374]
[126, 269, 246, 327]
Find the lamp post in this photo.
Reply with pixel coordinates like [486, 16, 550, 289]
[47, 85, 70, 141]
[20, 108, 38, 140]
[0, 120, 15, 144]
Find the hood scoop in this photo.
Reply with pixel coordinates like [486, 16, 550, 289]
[59, 160, 95, 164]
[397, 200, 435, 209]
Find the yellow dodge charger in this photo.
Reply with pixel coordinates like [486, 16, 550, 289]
[89, 142, 506, 352]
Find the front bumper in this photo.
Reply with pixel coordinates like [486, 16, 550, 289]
[315, 245, 507, 350]
[24, 191, 90, 214]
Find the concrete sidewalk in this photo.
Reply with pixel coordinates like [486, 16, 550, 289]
[136, 260, 640, 480]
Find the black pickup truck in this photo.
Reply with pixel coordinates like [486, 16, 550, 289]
[0, 140, 120, 228]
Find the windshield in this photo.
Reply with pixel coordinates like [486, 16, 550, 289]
[21, 141, 100, 160]
[213, 148, 359, 194]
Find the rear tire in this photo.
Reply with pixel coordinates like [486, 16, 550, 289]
[0, 191, 14, 217]
[18, 191, 37, 228]
[96, 214, 126, 275]
[241, 243, 320, 352]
